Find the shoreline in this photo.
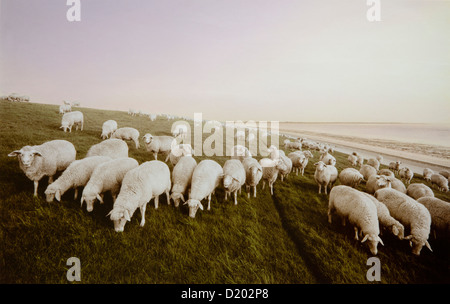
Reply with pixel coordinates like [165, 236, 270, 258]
[279, 128, 450, 175]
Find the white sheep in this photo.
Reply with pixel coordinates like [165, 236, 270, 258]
[314, 161, 338, 195]
[85, 139, 128, 159]
[365, 174, 391, 194]
[111, 127, 140, 149]
[288, 151, 306, 176]
[108, 160, 171, 232]
[242, 157, 263, 198]
[439, 170, 449, 179]
[378, 169, 395, 178]
[359, 164, 377, 181]
[374, 188, 432, 255]
[328, 186, 384, 255]
[422, 168, 434, 182]
[44, 156, 112, 202]
[278, 154, 293, 181]
[399, 167, 414, 185]
[259, 158, 287, 195]
[8, 140, 76, 196]
[430, 174, 449, 192]
[169, 144, 194, 166]
[101, 120, 118, 139]
[60, 111, 84, 132]
[362, 192, 405, 240]
[170, 156, 197, 207]
[59, 104, 71, 114]
[390, 177, 407, 193]
[267, 145, 281, 161]
[230, 145, 252, 162]
[376, 155, 383, 163]
[338, 168, 364, 188]
[417, 197, 450, 239]
[223, 159, 246, 205]
[352, 152, 364, 167]
[285, 141, 302, 150]
[347, 154, 358, 167]
[80, 157, 139, 212]
[406, 183, 434, 200]
[389, 161, 402, 175]
[143, 133, 175, 162]
[184, 159, 224, 218]
[367, 158, 380, 171]
[319, 151, 336, 166]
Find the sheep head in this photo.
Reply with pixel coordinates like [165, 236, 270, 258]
[108, 207, 131, 232]
[170, 192, 185, 208]
[142, 133, 153, 144]
[405, 235, 432, 256]
[361, 233, 384, 255]
[184, 199, 203, 218]
[8, 146, 42, 168]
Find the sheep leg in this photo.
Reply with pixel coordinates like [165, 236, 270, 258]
[74, 188, 78, 200]
[246, 185, 250, 198]
[270, 182, 274, 195]
[166, 190, 170, 205]
[253, 186, 257, 198]
[164, 153, 170, 162]
[140, 203, 147, 227]
[154, 196, 159, 209]
[354, 227, 359, 240]
[327, 209, 332, 224]
[33, 181, 39, 197]
[48, 176, 54, 184]
[153, 152, 158, 160]
[262, 181, 266, 190]
[234, 191, 238, 205]
[207, 193, 211, 211]
[318, 185, 321, 194]
[224, 191, 228, 201]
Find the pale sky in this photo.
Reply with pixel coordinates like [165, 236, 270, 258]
[1, 0, 449, 123]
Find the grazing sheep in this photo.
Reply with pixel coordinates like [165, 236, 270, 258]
[378, 169, 395, 178]
[184, 159, 223, 218]
[169, 144, 194, 166]
[366, 175, 391, 195]
[59, 104, 71, 114]
[111, 127, 140, 149]
[60, 111, 84, 132]
[44, 156, 112, 203]
[260, 158, 287, 195]
[354, 153, 364, 167]
[399, 167, 414, 185]
[80, 157, 139, 212]
[285, 141, 302, 150]
[223, 159, 246, 205]
[278, 154, 293, 181]
[430, 174, 449, 192]
[319, 151, 336, 166]
[339, 168, 364, 188]
[242, 157, 263, 198]
[8, 140, 76, 196]
[359, 164, 377, 181]
[85, 139, 128, 159]
[390, 177, 407, 193]
[288, 151, 306, 176]
[314, 161, 338, 195]
[439, 170, 449, 179]
[230, 145, 252, 162]
[376, 155, 383, 163]
[389, 161, 402, 175]
[267, 145, 281, 161]
[362, 193, 405, 240]
[108, 160, 171, 232]
[417, 197, 450, 239]
[101, 120, 118, 139]
[422, 168, 434, 182]
[374, 188, 432, 255]
[143, 134, 175, 162]
[170, 156, 197, 207]
[367, 158, 380, 171]
[328, 186, 383, 255]
[406, 183, 434, 200]
[347, 154, 358, 167]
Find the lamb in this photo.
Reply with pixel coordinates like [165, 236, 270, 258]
[406, 183, 434, 200]
[374, 188, 432, 255]
[366, 158, 380, 171]
[347, 154, 358, 167]
[417, 197, 450, 239]
[366, 174, 391, 194]
[422, 168, 434, 182]
[259, 158, 287, 195]
[314, 161, 338, 195]
[85, 139, 128, 159]
[111, 127, 140, 149]
[169, 144, 194, 166]
[183, 159, 223, 218]
[430, 174, 449, 192]
[338, 168, 364, 188]
[143, 134, 176, 162]
[378, 169, 395, 178]
[359, 164, 377, 181]
[8, 140, 77, 196]
[108, 160, 171, 232]
[230, 145, 252, 162]
[101, 120, 118, 139]
[362, 192, 405, 240]
[319, 151, 336, 166]
[80, 157, 139, 212]
[170, 156, 197, 207]
[242, 157, 263, 198]
[328, 186, 383, 255]
[389, 161, 402, 175]
[222, 159, 246, 205]
[399, 167, 414, 185]
[60, 111, 84, 132]
[44, 156, 112, 202]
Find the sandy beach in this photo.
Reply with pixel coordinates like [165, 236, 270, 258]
[279, 123, 450, 175]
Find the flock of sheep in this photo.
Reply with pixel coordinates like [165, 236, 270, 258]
[6, 106, 450, 258]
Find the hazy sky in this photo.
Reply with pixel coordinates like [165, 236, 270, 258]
[1, 0, 449, 122]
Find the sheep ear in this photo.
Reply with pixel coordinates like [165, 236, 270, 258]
[404, 235, 413, 240]
[198, 202, 204, 211]
[180, 195, 185, 203]
[378, 236, 384, 246]
[32, 150, 42, 157]
[183, 200, 189, 205]
[55, 190, 61, 202]
[8, 150, 21, 157]
[425, 241, 433, 252]
[106, 210, 113, 217]
[124, 210, 131, 222]
[96, 194, 103, 203]
[361, 234, 369, 243]
[80, 196, 85, 207]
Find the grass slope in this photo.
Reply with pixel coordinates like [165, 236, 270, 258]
[0, 100, 449, 284]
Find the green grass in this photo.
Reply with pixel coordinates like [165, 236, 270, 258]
[0, 100, 449, 284]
